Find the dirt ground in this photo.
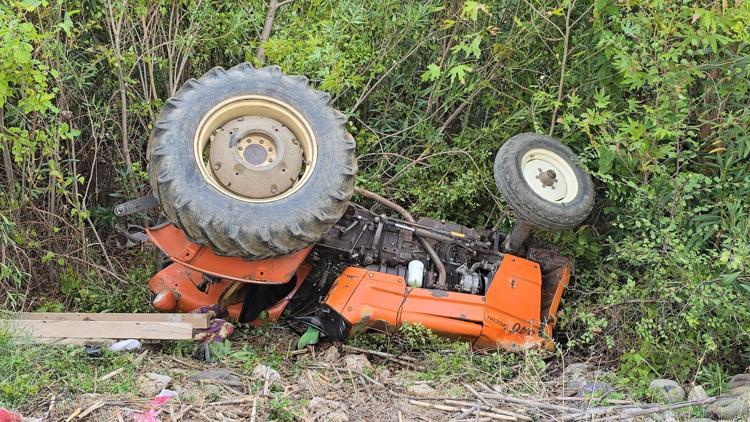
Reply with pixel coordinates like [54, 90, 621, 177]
[9, 325, 737, 422]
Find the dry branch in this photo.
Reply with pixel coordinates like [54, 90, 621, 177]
[256, 0, 297, 63]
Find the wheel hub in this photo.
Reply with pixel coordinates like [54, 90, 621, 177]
[209, 116, 303, 199]
[194, 96, 317, 203]
[242, 142, 271, 165]
[520, 148, 579, 203]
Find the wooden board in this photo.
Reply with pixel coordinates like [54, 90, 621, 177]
[18, 337, 118, 346]
[6, 320, 194, 340]
[14, 338, 163, 346]
[15, 312, 208, 329]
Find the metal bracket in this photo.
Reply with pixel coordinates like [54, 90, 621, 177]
[503, 221, 532, 255]
[115, 224, 149, 249]
[114, 192, 159, 216]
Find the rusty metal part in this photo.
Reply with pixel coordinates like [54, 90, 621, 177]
[209, 115, 303, 199]
[114, 192, 159, 216]
[146, 223, 312, 284]
[193, 95, 317, 202]
[114, 224, 149, 249]
[353, 187, 447, 290]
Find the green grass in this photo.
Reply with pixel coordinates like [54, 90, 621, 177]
[0, 327, 140, 410]
[269, 395, 304, 421]
[350, 323, 523, 384]
[57, 265, 153, 313]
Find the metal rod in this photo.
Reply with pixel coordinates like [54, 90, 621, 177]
[503, 221, 531, 254]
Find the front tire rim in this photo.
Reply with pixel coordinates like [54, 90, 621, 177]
[193, 95, 318, 203]
[520, 148, 579, 204]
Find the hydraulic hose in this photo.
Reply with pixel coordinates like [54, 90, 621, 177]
[353, 187, 447, 289]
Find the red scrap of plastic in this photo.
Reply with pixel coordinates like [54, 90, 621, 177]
[0, 408, 22, 422]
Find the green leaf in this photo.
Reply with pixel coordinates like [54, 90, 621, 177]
[448, 64, 472, 84]
[597, 146, 616, 174]
[296, 327, 320, 349]
[18, 0, 42, 12]
[468, 35, 482, 59]
[59, 11, 74, 36]
[41, 251, 55, 264]
[461, 1, 489, 21]
[420, 64, 441, 82]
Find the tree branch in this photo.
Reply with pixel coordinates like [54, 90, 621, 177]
[0, 107, 14, 198]
[549, 0, 577, 135]
[256, 0, 297, 64]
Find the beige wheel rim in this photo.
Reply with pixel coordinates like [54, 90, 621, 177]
[521, 148, 579, 204]
[193, 95, 318, 202]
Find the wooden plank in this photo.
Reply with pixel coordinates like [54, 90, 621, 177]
[6, 320, 193, 340]
[15, 312, 208, 329]
[14, 338, 117, 346]
[13, 337, 163, 346]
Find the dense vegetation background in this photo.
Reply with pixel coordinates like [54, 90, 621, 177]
[1, 0, 748, 392]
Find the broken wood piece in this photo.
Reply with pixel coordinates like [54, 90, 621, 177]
[408, 399, 460, 412]
[175, 404, 193, 420]
[355, 370, 386, 389]
[304, 370, 318, 396]
[480, 392, 579, 414]
[7, 320, 193, 340]
[454, 404, 480, 420]
[463, 382, 492, 406]
[65, 407, 82, 422]
[459, 408, 516, 421]
[342, 344, 426, 369]
[77, 400, 105, 419]
[98, 368, 125, 382]
[605, 394, 740, 421]
[443, 400, 532, 421]
[250, 396, 258, 422]
[205, 396, 256, 406]
[15, 312, 209, 329]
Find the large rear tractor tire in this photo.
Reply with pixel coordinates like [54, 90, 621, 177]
[147, 63, 357, 259]
[493, 133, 594, 230]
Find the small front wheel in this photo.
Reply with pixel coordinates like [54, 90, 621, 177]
[493, 133, 594, 230]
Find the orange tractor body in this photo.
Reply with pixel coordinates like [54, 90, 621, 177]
[146, 221, 571, 350]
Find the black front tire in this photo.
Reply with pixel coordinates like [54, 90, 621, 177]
[493, 133, 594, 230]
[147, 64, 357, 259]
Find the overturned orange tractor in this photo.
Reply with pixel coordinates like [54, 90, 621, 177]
[117, 63, 594, 351]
